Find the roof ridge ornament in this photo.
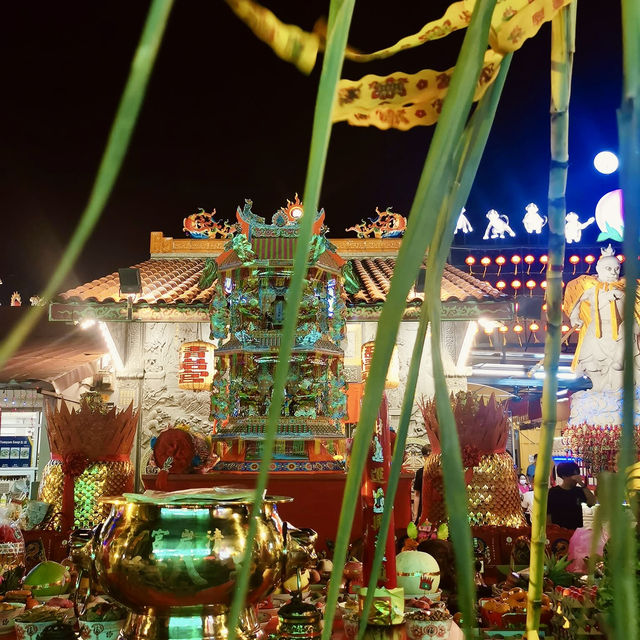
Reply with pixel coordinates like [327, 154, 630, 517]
[183, 207, 236, 239]
[345, 206, 407, 238]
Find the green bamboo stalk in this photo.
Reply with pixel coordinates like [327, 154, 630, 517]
[606, 0, 640, 636]
[225, 3, 356, 640]
[423, 55, 513, 637]
[525, 4, 575, 638]
[357, 53, 512, 640]
[0, 0, 173, 370]
[322, 3, 498, 639]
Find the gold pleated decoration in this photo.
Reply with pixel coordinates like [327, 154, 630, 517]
[39, 459, 134, 530]
[422, 452, 527, 528]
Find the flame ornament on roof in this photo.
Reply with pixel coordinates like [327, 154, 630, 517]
[345, 206, 407, 238]
[235, 196, 325, 238]
[183, 208, 236, 239]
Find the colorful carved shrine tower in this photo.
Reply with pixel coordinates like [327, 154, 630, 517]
[209, 197, 348, 471]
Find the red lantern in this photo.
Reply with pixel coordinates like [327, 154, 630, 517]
[513, 324, 524, 333]
[585, 254, 596, 272]
[511, 255, 521, 274]
[529, 322, 540, 331]
[496, 280, 506, 290]
[617, 254, 626, 263]
[526, 280, 536, 296]
[465, 255, 476, 273]
[524, 254, 535, 274]
[178, 341, 215, 391]
[540, 280, 547, 289]
[480, 256, 491, 278]
[539, 254, 548, 273]
[496, 255, 506, 276]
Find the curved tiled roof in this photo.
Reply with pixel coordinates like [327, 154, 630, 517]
[56, 257, 501, 306]
[58, 259, 215, 305]
[346, 258, 502, 305]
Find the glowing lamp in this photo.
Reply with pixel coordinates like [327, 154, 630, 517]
[617, 254, 625, 263]
[585, 255, 596, 264]
[561, 324, 570, 333]
[483, 325, 495, 334]
[498, 325, 509, 333]
[495, 256, 506, 266]
[541, 280, 547, 289]
[178, 341, 215, 391]
[511, 280, 522, 289]
[496, 280, 506, 290]
[542, 303, 548, 311]
[526, 280, 536, 289]
[465, 256, 476, 266]
[593, 151, 619, 175]
[362, 341, 399, 389]
[513, 324, 524, 333]
[511, 255, 521, 264]
[529, 322, 540, 331]
[524, 255, 535, 265]
[539, 255, 548, 264]
[480, 257, 491, 266]
[569, 255, 580, 264]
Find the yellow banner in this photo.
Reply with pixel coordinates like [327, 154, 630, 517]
[334, 50, 503, 131]
[334, 0, 573, 129]
[225, 0, 319, 74]
[226, 0, 574, 128]
[342, 0, 572, 62]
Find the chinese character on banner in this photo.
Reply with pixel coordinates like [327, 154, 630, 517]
[178, 341, 215, 391]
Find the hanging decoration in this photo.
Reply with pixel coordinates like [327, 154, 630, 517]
[178, 341, 215, 391]
[455, 207, 473, 234]
[480, 256, 491, 278]
[522, 202, 547, 234]
[563, 422, 640, 474]
[483, 210, 516, 240]
[511, 254, 521, 274]
[522, 255, 534, 275]
[362, 341, 399, 389]
[565, 211, 595, 243]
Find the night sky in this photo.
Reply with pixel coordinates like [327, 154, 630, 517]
[1, 2, 622, 304]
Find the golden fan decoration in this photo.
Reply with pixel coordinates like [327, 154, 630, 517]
[417, 392, 526, 528]
[39, 396, 139, 529]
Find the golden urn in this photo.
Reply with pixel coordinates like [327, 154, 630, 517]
[78, 489, 317, 640]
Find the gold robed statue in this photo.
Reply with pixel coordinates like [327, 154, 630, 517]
[564, 244, 640, 392]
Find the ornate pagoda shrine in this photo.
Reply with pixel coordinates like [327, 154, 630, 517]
[208, 197, 348, 471]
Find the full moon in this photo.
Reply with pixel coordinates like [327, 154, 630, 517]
[593, 151, 619, 175]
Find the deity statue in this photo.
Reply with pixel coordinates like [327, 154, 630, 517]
[564, 245, 639, 391]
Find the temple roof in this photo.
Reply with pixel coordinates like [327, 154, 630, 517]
[55, 257, 499, 305]
[50, 233, 512, 323]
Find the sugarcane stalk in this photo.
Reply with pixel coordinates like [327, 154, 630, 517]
[322, 3, 497, 639]
[606, 0, 640, 637]
[0, 0, 174, 371]
[225, 3, 356, 639]
[525, 4, 575, 638]
[357, 55, 512, 640]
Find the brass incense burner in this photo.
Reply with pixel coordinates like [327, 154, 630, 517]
[76, 491, 317, 640]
